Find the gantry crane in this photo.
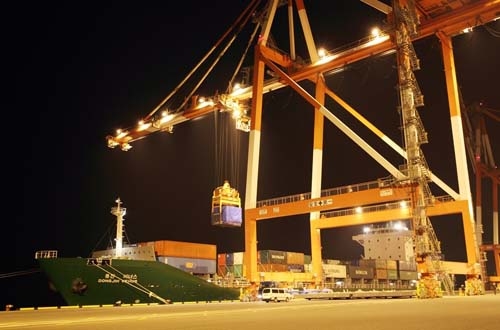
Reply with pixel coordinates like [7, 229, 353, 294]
[106, 0, 500, 297]
[462, 100, 500, 287]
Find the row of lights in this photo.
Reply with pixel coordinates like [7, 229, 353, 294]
[315, 27, 387, 64]
[111, 26, 397, 149]
[363, 221, 409, 233]
[355, 200, 408, 214]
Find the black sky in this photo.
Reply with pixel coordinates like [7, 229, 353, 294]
[7, 1, 500, 277]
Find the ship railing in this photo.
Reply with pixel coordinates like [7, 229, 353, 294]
[35, 250, 58, 259]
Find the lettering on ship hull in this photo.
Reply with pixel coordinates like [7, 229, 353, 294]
[97, 273, 138, 284]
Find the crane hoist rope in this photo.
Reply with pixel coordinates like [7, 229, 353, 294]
[144, 0, 262, 121]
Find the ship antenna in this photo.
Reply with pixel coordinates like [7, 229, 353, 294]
[111, 198, 127, 258]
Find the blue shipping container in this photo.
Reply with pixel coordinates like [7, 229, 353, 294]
[211, 206, 242, 227]
[222, 206, 242, 225]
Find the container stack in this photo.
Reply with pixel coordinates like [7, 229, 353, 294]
[398, 260, 418, 281]
[142, 240, 217, 275]
[358, 259, 399, 286]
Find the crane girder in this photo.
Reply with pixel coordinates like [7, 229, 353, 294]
[107, 0, 500, 151]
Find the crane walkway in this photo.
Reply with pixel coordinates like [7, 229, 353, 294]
[247, 178, 461, 224]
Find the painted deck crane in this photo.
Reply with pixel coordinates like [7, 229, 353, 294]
[106, 0, 500, 297]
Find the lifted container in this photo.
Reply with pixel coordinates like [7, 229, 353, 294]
[211, 180, 242, 227]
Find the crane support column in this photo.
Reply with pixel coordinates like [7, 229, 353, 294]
[437, 32, 480, 267]
[295, 0, 326, 285]
[310, 76, 326, 285]
[244, 46, 266, 283]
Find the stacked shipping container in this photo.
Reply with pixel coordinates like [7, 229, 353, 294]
[218, 250, 418, 284]
[359, 259, 398, 280]
[140, 240, 217, 275]
[138, 240, 419, 284]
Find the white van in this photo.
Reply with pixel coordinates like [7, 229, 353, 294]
[261, 288, 293, 302]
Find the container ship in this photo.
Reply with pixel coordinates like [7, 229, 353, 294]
[36, 199, 424, 307]
[35, 199, 240, 306]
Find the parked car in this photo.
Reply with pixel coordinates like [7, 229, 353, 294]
[261, 287, 293, 302]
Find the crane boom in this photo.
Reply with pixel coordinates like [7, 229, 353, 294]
[106, 0, 500, 152]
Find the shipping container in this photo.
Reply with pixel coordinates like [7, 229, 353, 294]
[398, 260, 417, 271]
[233, 252, 244, 265]
[360, 259, 394, 269]
[157, 256, 216, 274]
[153, 240, 216, 259]
[286, 251, 305, 265]
[217, 253, 226, 266]
[323, 259, 341, 265]
[211, 206, 242, 227]
[221, 206, 242, 225]
[387, 269, 398, 280]
[359, 259, 376, 268]
[375, 268, 388, 279]
[258, 250, 287, 265]
[304, 255, 312, 264]
[288, 264, 305, 273]
[399, 270, 418, 280]
[386, 259, 398, 270]
[347, 265, 374, 279]
[228, 264, 244, 277]
[323, 264, 347, 278]
[226, 253, 234, 266]
[258, 263, 288, 272]
[217, 264, 228, 277]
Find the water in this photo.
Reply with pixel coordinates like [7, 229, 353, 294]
[0, 270, 66, 311]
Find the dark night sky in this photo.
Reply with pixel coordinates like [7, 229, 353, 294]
[6, 1, 500, 278]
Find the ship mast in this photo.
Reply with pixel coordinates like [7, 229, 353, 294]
[111, 198, 126, 258]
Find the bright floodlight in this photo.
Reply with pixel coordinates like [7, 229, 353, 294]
[318, 48, 327, 58]
[363, 226, 371, 233]
[160, 112, 174, 124]
[233, 83, 242, 92]
[393, 221, 408, 231]
[371, 27, 381, 38]
[355, 206, 363, 214]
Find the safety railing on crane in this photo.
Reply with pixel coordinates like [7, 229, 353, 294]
[255, 178, 394, 208]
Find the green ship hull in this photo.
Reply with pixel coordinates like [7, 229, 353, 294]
[37, 257, 239, 306]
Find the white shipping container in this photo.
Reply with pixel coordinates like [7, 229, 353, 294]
[233, 252, 244, 265]
[323, 264, 347, 278]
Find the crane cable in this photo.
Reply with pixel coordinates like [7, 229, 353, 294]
[226, 20, 261, 94]
[176, 0, 261, 112]
[214, 2, 262, 189]
[143, 0, 262, 120]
